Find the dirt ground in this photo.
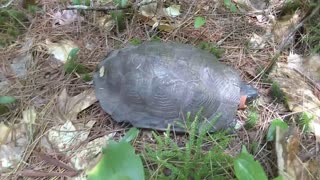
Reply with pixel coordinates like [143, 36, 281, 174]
[1, 0, 319, 179]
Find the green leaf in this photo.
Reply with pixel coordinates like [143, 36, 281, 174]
[67, 48, 80, 61]
[234, 146, 268, 180]
[72, 0, 81, 5]
[224, 0, 237, 12]
[0, 96, 16, 104]
[267, 119, 288, 142]
[274, 176, 284, 180]
[121, 128, 139, 143]
[229, 3, 238, 12]
[194, 17, 206, 29]
[87, 140, 145, 180]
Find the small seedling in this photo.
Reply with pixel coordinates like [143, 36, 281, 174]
[246, 110, 259, 128]
[298, 112, 315, 133]
[194, 17, 206, 29]
[130, 38, 142, 45]
[198, 41, 224, 58]
[64, 48, 90, 74]
[270, 81, 286, 103]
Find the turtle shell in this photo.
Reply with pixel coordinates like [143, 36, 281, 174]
[93, 42, 241, 132]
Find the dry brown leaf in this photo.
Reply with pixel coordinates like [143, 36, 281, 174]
[57, 88, 97, 122]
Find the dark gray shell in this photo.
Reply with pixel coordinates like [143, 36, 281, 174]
[93, 42, 241, 132]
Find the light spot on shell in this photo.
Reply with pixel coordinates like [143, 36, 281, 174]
[99, 66, 105, 77]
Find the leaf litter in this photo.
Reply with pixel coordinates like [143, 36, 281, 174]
[0, 1, 318, 178]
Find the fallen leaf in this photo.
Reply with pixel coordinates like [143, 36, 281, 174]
[52, 10, 84, 27]
[45, 39, 78, 63]
[71, 133, 115, 171]
[138, 0, 158, 18]
[57, 88, 97, 121]
[46, 120, 95, 153]
[10, 53, 32, 78]
[163, 5, 181, 18]
[0, 123, 10, 145]
[149, 19, 176, 32]
[249, 33, 266, 49]
[96, 15, 115, 32]
[0, 123, 29, 173]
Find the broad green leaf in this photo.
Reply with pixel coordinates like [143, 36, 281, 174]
[224, 0, 232, 7]
[274, 175, 284, 180]
[121, 128, 139, 143]
[267, 119, 288, 142]
[87, 140, 145, 180]
[194, 17, 206, 29]
[0, 96, 16, 104]
[234, 146, 268, 180]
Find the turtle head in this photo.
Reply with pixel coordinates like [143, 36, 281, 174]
[240, 82, 259, 104]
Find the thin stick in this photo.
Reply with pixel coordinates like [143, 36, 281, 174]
[0, 0, 15, 9]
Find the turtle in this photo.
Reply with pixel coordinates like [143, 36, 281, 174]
[93, 41, 258, 132]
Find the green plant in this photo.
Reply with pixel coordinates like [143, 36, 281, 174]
[246, 110, 259, 128]
[266, 119, 288, 142]
[64, 48, 90, 74]
[304, 21, 320, 53]
[144, 111, 234, 179]
[234, 146, 268, 180]
[0, 96, 16, 115]
[0, 7, 29, 47]
[270, 81, 286, 103]
[194, 17, 206, 29]
[298, 111, 315, 133]
[198, 41, 224, 58]
[223, 0, 237, 13]
[82, 73, 92, 82]
[87, 128, 145, 180]
[130, 37, 142, 45]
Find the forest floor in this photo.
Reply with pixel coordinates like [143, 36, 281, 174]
[1, 0, 319, 179]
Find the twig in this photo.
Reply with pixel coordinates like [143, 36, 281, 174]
[0, 0, 15, 9]
[66, 5, 120, 11]
[65, 0, 157, 11]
